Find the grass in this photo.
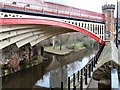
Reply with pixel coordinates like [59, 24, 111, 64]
[44, 43, 86, 55]
[44, 46, 73, 55]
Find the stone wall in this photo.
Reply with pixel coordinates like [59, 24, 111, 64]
[0, 43, 43, 77]
[92, 41, 119, 89]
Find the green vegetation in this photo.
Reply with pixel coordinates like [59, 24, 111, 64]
[66, 43, 86, 50]
[44, 46, 73, 55]
[44, 42, 86, 55]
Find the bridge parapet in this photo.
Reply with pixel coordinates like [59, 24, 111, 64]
[92, 41, 120, 88]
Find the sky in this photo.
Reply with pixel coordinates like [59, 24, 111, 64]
[44, 0, 117, 14]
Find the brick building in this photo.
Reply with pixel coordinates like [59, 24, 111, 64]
[102, 4, 115, 41]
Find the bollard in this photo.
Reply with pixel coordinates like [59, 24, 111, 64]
[80, 75, 83, 90]
[61, 82, 63, 90]
[88, 64, 91, 78]
[68, 77, 70, 90]
[73, 73, 75, 87]
[85, 68, 87, 85]
[77, 71, 79, 82]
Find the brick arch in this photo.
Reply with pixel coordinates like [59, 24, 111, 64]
[1, 18, 105, 45]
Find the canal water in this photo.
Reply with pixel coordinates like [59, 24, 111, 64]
[2, 48, 98, 89]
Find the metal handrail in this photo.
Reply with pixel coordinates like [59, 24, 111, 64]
[63, 43, 105, 89]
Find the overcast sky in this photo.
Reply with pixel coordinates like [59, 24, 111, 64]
[44, 0, 117, 14]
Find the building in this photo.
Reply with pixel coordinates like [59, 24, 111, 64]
[102, 4, 115, 41]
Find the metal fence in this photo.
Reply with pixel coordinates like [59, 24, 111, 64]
[50, 42, 105, 90]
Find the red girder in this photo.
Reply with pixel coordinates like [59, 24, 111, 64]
[0, 0, 105, 22]
[0, 18, 105, 45]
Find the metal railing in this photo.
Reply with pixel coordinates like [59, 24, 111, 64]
[50, 43, 105, 90]
[0, 0, 105, 22]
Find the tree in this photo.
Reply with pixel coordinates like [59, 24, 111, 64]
[56, 33, 70, 50]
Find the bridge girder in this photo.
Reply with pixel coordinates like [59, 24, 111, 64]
[0, 12, 105, 49]
[0, 30, 44, 49]
[30, 29, 73, 47]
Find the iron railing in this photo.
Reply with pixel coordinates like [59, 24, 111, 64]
[50, 42, 105, 90]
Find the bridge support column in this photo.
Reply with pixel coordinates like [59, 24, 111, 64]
[19, 44, 34, 69]
[41, 46, 44, 56]
[92, 41, 120, 89]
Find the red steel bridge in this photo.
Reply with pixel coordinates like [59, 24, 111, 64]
[0, 0, 106, 50]
[0, 0, 120, 89]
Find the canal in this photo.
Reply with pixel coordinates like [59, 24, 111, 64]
[2, 47, 98, 89]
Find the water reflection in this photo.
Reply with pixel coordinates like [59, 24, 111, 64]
[2, 49, 97, 89]
[36, 55, 67, 88]
[36, 72, 50, 88]
[67, 57, 89, 77]
[2, 60, 51, 88]
[35, 50, 95, 88]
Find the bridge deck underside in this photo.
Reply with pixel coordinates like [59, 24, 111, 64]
[0, 17, 105, 50]
[0, 24, 74, 49]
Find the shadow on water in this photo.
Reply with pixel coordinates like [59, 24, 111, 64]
[2, 60, 52, 88]
[2, 48, 97, 89]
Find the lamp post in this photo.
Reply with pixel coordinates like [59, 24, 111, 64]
[116, 0, 118, 48]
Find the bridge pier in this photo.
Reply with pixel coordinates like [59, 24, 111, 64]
[92, 41, 120, 89]
[19, 44, 32, 70]
[0, 43, 44, 77]
[41, 46, 44, 56]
